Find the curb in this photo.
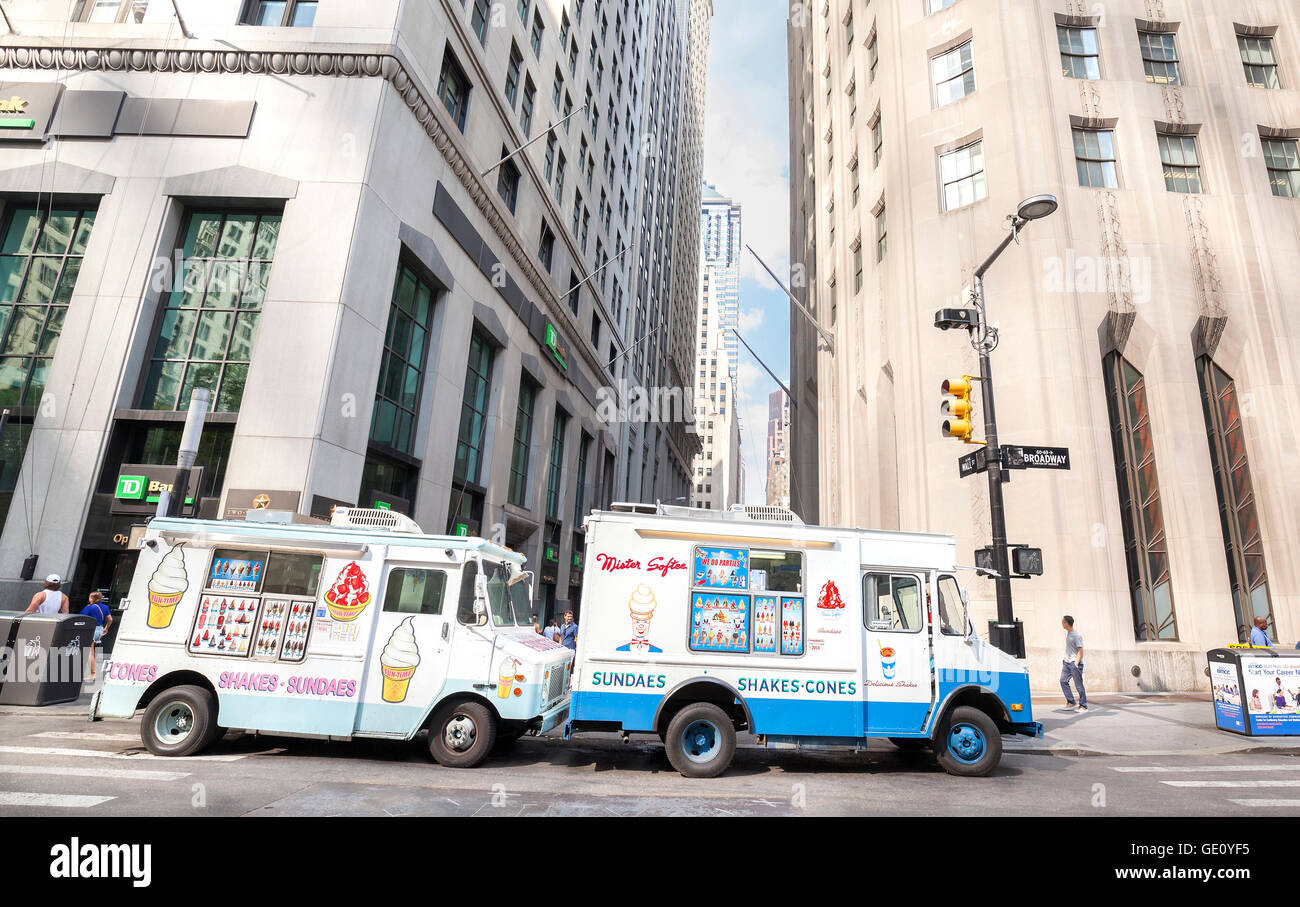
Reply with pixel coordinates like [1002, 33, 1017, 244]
[1006, 744, 1300, 758]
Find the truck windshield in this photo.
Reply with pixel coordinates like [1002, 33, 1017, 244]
[484, 562, 516, 627]
[507, 573, 533, 626]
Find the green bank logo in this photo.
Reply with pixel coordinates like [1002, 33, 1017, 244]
[544, 323, 568, 371]
[115, 475, 147, 501]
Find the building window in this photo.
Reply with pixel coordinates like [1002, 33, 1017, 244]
[875, 204, 887, 261]
[140, 211, 279, 412]
[516, 0, 530, 24]
[508, 378, 538, 507]
[555, 152, 567, 204]
[0, 205, 96, 409]
[545, 408, 569, 521]
[940, 140, 987, 210]
[369, 263, 435, 455]
[928, 0, 957, 11]
[438, 47, 471, 132]
[530, 10, 545, 56]
[1157, 133, 1202, 193]
[453, 331, 494, 485]
[853, 243, 863, 294]
[73, 0, 149, 23]
[1103, 353, 1177, 642]
[931, 40, 975, 107]
[573, 432, 591, 525]
[520, 77, 536, 135]
[1138, 30, 1181, 85]
[1073, 127, 1118, 188]
[544, 132, 557, 182]
[1239, 34, 1280, 89]
[496, 149, 521, 214]
[505, 44, 524, 108]
[240, 0, 316, 26]
[470, 0, 490, 44]
[1262, 137, 1300, 197]
[538, 221, 556, 270]
[1198, 358, 1273, 643]
[850, 158, 860, 207]
[871, 111, 883, 168]
[1058, 25, 1100, 79]
[867, 31, 878, 82]
[567, 271, 581, 315]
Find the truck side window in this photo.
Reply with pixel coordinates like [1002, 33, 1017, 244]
[937, 575, 966, 636]
[384, 568, 447, 615]
[864, 573, 922, 632]
[456, 561, 480, 625]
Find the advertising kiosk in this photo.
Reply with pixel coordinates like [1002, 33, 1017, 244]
[1208, 647, 1300, 737]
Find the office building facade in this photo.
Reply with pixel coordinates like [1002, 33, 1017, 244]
[766, 389, 790, 509]
[788, 0, 1300, 689]
[0, 0, 710, 623]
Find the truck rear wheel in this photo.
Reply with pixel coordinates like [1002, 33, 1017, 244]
[936, 706, 1002, 777]
[429, 701, 497, 768]
[141, 685, 217, 757]
[664, 703, 736, 779]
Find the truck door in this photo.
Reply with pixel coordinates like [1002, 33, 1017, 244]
[354, 563, 456, 737]
[861, 570, 936, 736]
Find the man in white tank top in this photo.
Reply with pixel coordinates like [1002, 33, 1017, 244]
[26, 574, 69, 615]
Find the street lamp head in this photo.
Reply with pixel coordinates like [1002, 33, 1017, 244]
[1016, 194, 1059, 222]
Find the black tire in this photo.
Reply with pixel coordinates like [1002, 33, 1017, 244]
[428, 700, 497, 768]
[141, 685, 217, 757]
[935, 706, 1002, 777]
[664, 703, 737, 779]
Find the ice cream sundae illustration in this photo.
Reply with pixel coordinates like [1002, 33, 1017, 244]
[878, 639, 896, 680]
[380, 617, 420, 702]
[324, 562, 371, 622]
[617, 584, 662, 653]
[147, 544, 189, 628]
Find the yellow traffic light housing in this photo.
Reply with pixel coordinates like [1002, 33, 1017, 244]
[941, 375, 979, 443]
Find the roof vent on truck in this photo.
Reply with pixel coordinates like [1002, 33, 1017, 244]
[330, 507, 424, 534]
[649, 502, 805, 525]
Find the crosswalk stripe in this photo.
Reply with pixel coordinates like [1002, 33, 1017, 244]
[1227, 799, 1300, 807]
[1114, 765, 1300, 773]
[1162, 780, 1300, 788]
[29, 732, 141, 742]
[0, 745, 246, 763]
[0, 792, 114, 808]
[0, 764, 189, 781]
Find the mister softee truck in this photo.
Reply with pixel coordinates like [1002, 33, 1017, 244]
[91, 508, 573, 767]
[565, 504, 1041, 777]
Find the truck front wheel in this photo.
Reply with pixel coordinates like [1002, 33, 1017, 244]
[664, 703, 736, 778]
[429, 701, 497, 768]
[936, 706, 1002, 777]
[140, 685, 217, 757]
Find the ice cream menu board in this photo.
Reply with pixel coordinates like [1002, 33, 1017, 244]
[208, 551, 266, 593]
[252, 598, 313, 662]
[690, 593, 749, 653]
[189, 595, 258, 656]
[781, 597, 805, 656]
[693, 547, 749, 590]
[753, 596, 778, 654]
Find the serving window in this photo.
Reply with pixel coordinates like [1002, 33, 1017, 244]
[384, 567, 448, 615]
[688, 545, 805, 656]
[189, 548, 324, 661]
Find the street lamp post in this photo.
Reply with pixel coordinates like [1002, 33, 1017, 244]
[968, 194, 1058, 658]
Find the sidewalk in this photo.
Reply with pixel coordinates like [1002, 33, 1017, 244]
[1012, 693, 1300, 757]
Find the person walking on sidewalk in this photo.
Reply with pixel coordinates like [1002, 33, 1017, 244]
[1061, 615, 1088, 712]
[25, 574, 69, 614]
[81, 592, 113, 680]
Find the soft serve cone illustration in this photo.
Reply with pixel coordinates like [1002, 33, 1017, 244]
[147, 543, 189, 628]
[380, 617, 420, 702]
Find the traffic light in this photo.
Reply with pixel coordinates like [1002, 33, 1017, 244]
[941, 375, 977, 442]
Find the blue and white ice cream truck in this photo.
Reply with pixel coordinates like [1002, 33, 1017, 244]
[567, 503, 1042, 777]
[90, 508, 572, 767]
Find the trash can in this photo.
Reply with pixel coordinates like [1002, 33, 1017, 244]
[0, 611, 97, 706]
[1208, 646, 1300, 737]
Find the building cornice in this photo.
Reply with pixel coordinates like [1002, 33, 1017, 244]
[0, 37, 613, 384]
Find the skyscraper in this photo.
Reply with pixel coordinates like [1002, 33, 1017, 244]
[766, 390, 791, 510]
[691, 182, 743, 510]
[788, 0, 1300, 689]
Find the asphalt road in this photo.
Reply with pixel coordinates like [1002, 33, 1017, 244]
[4, 706, 1300, 816]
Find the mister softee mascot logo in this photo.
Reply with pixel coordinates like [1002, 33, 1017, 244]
[617, 583, 662, 653]
[815, 579, 845, 621]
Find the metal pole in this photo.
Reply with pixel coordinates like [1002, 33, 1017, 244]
[0, 407, 9, 475]
[481, 105, 588, 177]
[973, 275, 1014, 634]
[158, 389, 209, 518]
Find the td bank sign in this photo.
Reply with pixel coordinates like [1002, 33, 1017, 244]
[111, 465, 202, 515]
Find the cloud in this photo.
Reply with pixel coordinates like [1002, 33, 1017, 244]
[738, 306, 766, 331]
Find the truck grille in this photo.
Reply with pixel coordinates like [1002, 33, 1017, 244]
[547, 663, 568, 703]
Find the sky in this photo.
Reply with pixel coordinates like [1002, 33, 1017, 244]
[701, 0, 792, 505]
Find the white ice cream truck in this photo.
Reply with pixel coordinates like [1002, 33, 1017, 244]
[566, 503, 1041, 777]
[90, 508, 572, 767]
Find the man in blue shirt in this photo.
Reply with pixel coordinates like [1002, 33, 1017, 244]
[1250, 616, 1277, 648]
[558, 611, 578, 650]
